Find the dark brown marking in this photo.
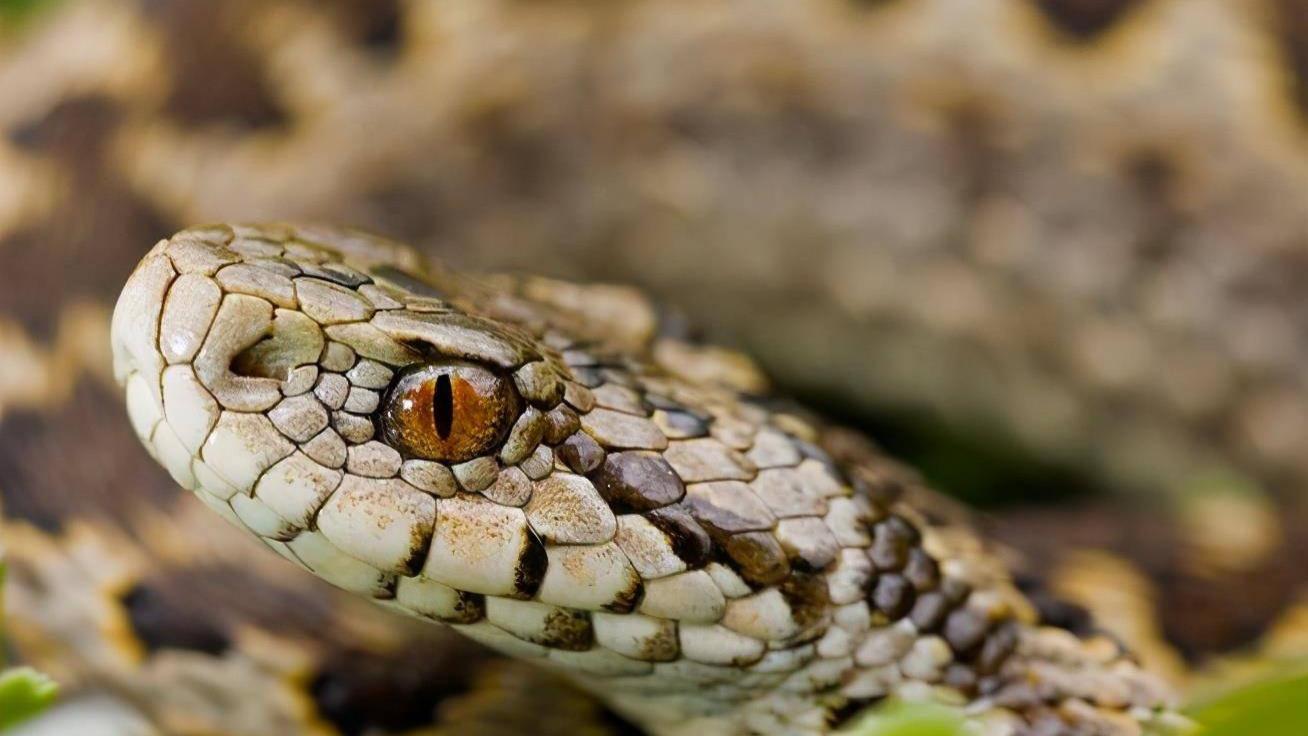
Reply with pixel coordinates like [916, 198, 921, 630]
[685, 482, 774, 535]
[782, 537, 836, 574]
[1032, 0, 1144, 41]
[644, 506, 713, 568]
[8, 95, 117, 155]
[1278, 0, 1308, 119]
[975, 622, 1020, 675]
[1125, 150, 1188, 269]
[602, 578, 645, 615]
[118, 559, 349, 654]
[145, 0, 288, 129]
[721, 531, 791, 587]
[310, 639, 488, 736]
[856, 472, 907, 507]
[439, 591, 486, 625]
[121, 582, 232, 655]
[636, 624, 680, 662]
[903, 548, 940, 591]
[513, 527, 549, 599]
[943, 609, 991, 657]
[589, 452, 686, 513]
[536, 608, 595, 651]
[868, 515, 918, 571]
[909, 592, 950, 632]
[321, 0, 403, 52]
[1015, 574, 1095, 637]
[543, 405, 581, 445]
[558, 432, 606, 474]
[779, 573, 830, 635]
[872, 574, 915, 619]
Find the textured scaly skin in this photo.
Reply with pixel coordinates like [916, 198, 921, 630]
[111, 223, 1187, 735]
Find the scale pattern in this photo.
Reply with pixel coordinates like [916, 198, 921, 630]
[111, 223, 1184, 735]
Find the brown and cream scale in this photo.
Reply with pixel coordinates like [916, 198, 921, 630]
[92, 223, 1187, 735]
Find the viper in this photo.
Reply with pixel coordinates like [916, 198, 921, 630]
[1, 0, 1306, 734]
[99, 222, 1186, 735]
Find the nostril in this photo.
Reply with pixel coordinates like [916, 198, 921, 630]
[229, 310, 325, 382]
[231, 334, 281, 379]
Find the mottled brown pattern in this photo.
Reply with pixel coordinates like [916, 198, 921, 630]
[2, 97, 176, 338]
[0, 381, 174, 532]
[142, 0, 287, 129]
[119, 558, 350, 655]
[995, 500, 1308, 662]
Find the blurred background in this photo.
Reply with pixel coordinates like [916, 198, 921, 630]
[0, 0, 1306, 732]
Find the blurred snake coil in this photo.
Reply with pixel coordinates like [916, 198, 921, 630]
[0, 1, 1306, 735]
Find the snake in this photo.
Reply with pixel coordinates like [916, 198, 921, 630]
[89, 222, 1184, 735]
[1, 0, 1306, 734]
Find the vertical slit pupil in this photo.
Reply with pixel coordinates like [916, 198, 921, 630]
[433, 374, 454, 439]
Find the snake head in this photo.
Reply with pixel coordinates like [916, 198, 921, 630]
[109, 223, 604, 607]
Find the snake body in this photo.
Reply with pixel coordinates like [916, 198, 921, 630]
[106, 223, 1183, 735]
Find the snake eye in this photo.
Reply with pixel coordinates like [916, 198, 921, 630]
[381, 363, 520, 463]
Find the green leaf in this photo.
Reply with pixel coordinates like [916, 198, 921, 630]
[0, 667, 59, 730]
[0, 0, 61, 31]
[838, 700, 969, 736]
[1187, 669, 1308, 736]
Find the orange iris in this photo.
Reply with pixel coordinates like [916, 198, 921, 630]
[381, 363, 520, 463]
